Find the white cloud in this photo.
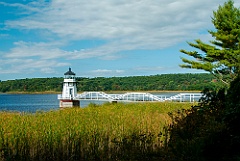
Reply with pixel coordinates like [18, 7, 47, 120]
[134, 66, 164, 72]
[1, 0, 234, 77]
[89, 69, 125, 77]
[40, 67, 56, 74]
[3, 40, 122, 60]
[5, 0, 227, 55]
[5, 41, 69, 59]
[0, 58, 69, 74]
[0, 1, 48, 14]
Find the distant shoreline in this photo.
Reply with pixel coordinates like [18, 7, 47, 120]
[2, 91, 60, 94]
[1, 90, 202, 94]
[105, 90, 201, 94]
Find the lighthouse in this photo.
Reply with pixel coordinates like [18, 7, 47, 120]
[58, 68, 80, 108]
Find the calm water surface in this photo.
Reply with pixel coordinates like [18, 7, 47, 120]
[0, 94, 108, 113]
[0, 92, 201, 113]
[0, 94, 59, 112]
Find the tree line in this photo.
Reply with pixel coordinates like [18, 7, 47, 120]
[0, 73, 222, 93]
[167, 1, 240, 160]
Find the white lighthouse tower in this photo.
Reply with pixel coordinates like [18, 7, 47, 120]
[58, 68, 80, 108]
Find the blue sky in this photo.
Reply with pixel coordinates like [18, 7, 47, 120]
[0, 0, 238, 81]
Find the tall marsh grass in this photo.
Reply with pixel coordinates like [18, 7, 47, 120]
[0, 102, 193, 161]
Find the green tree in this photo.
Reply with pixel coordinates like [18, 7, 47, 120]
[180, 0, 240, 85]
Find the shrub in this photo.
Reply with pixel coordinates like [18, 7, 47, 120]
[165, 76, 240, 161]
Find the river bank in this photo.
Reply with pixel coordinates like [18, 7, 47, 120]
[2, 90, 202, 94]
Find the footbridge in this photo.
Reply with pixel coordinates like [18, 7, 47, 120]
[63, 92, 202, 103]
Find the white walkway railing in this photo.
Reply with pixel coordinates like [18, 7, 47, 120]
[58, 91, 203, 102]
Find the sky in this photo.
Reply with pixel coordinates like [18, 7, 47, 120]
[0, 0, 239, 81]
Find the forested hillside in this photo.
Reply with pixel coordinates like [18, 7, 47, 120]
[0, 73, 222, 93]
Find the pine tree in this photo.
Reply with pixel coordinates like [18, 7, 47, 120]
[180, 0, 240, 85]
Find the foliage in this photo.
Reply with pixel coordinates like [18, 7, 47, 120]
[0, 73, 222, 93]
[180, 0, 240, 85]
[165, 76, 240, 161]
[0, 102, 193, 161]
[0, 78, 63, 93]
[164, 2, 240, 160]
[77, 73, 221, 91]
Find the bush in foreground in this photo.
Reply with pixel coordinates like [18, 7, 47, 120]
[166, 76, 240, 161]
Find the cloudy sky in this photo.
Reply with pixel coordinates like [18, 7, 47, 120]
[0, 0, 238, 80]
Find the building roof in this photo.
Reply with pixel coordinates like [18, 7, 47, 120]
[64, 68, 76, 75]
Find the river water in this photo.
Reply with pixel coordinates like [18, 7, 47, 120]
[0, 94, 105, 113]
[0, 92, 201, 113]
